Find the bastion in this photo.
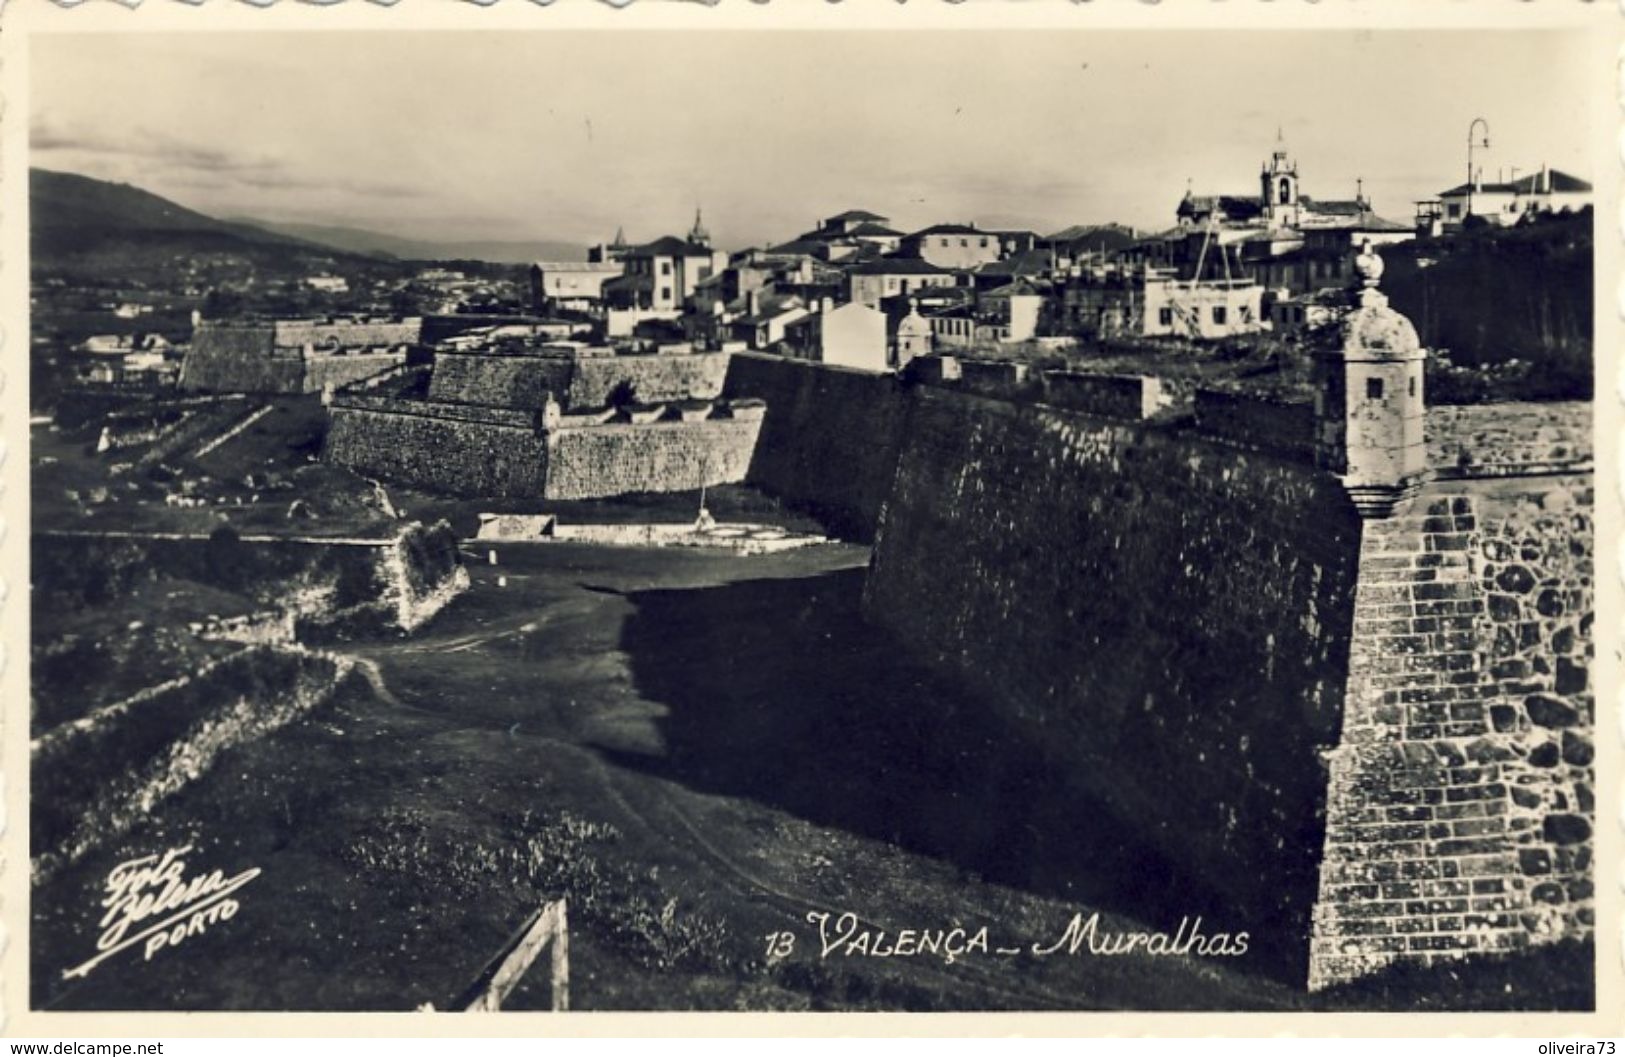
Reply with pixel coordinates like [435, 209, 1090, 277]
[179, 317, 423, 395]
[724, 249, 1595, 990]
[323, 342, 762, 500]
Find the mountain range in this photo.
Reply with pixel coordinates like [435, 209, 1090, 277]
[30, 168, 586, 267]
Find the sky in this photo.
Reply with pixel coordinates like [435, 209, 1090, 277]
[30, 30, 1597, 252]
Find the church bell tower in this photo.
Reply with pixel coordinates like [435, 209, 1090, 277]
[1261, 130, 1300, 229]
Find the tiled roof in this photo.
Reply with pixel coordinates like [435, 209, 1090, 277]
[844, 258, 950, 276]
[906, 223, 983, 238]
[1508, 170, 1592, 194]
[847, 222, 903, 237]
[626, 236, 714, 258]
[827, 209, 889, 223]
[1302, 197, 1368, 217]
[1178, 194, 1265, 220]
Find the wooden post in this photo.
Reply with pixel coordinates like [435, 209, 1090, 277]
[459, 898, 569, 1012]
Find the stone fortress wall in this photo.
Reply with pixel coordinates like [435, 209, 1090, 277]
[180, 318, 421, 395]
[325, 344, 756, 500]
[722, 287, 1595, 988]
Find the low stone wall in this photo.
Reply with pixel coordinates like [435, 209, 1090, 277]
[1427, 402, 1592, 479]
[864, 385, 1364, 964]
[324, 398, 548, 496]
[722, 353, 909, 540]
[1309, 476, 1594, 988]
[34, 523, 468, 639]
[1043, 371, 1166, 421]
[32, 645, 352, 882]
[1194, 388, 1318, 462]
[544, 415, 762, 500]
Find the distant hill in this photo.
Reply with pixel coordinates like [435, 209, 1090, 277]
[30, 168, 325, 260]
[237, 218, 589, 265]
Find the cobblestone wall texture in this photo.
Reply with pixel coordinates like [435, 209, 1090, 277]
[427, 349, 731, 411]
[179, 327, 305, 394]
[426, 352, 573, 409]
[323, 402, 549, 496]
[1427, 402, 1591, 478]
[544, 416, 762, 500]
[1309, 476, 1594, 988]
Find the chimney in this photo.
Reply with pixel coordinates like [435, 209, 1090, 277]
[1541, 162, 1551, 193]
[821, 296, 834, 315]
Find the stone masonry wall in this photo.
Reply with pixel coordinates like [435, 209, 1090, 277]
[427, 349, 731, 412]
[179, 327, 305, 394]
[1309, 475, 1594, 988]
[1042, 371, 1164, 421]
[303, 352, 408, 394]
[722, 353, 909, 540]
[427, 351, 573, 409]
[567, 352, 730, 409]
[543, 415, 762, 500]
[1427, 402, 1591, 479]
[323, 400, 548, 497]
[1194, 389, 1318, 462]
[863, 385, 1364, 954]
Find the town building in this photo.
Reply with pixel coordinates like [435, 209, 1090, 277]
[781, 300, 889, 373]
[901, 223, 1004, 270]
[528, 261, 626, 314]
[1062, 266, 1264, 340]
[846, 258, 960, 308]
[1418, 164, 1593, 233]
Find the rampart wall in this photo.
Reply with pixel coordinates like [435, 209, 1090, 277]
[304, 352, 409, 394]
[721, 353, 909, 540]
[1309, 468, 1594, 987]
[862, 385, 1366, 957]
[426, 351, 573, 409]
[323, 398, 549, 496]
[427, 348, 731, 411]
[844, 362, 1594, 986]
[1426, 402, 1592, 479]
[544, 415, 762, 500]
[1194, 389, 1318, 461]
[178, 327, 304, 394]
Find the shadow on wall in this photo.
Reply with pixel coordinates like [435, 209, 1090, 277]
[606, 565, 1308, 986]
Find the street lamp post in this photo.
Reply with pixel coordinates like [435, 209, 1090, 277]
[1466, 118, 1491, 223]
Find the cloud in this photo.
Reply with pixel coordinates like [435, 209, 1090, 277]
[30, 115, 424, 200]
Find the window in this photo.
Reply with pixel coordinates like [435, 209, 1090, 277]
[1212, 306, 1228, 325]
[1158, 307, 1173, 326]
[660, 261, 672, 276]
[1408, 376, 1417, 397]
[979, 237, 989, 248]
[660, 286, 672, 301]
[960, 239, 968, 248]
[1278, 177, 1292, 203]
[1447, 204, 1462, 219]
[1366, 377, 1384, 399]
